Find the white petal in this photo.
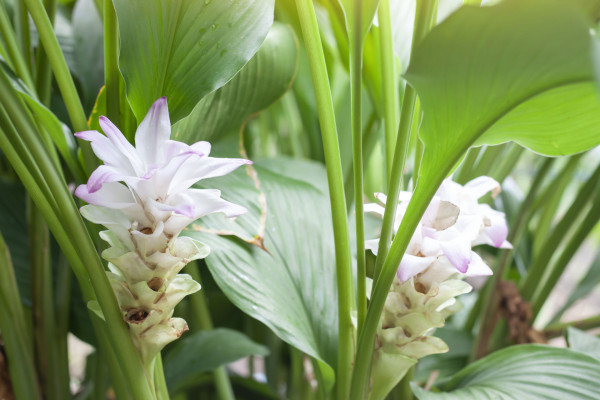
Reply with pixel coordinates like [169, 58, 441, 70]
[167, 156, 251, 194]
[464, 176, 501, 199]
[364, 203, 385, 216]
[135, 97, 171, 165]
[436, 228, 472, 273]
[76, 130, 140, 175]
[397, 255, 436, 282]
[464, 252, 493, 277]
[365, 239, 380, 255]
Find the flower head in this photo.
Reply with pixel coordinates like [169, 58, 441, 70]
[76, 97, 249, 364]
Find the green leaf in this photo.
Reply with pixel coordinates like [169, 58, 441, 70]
[404, 0, 600, 185]
[336, 0, 380, 39]
[164, 328, 268, 394]
[184, 160, 338, 389]
[72, 0, 104, 114]
[567, 327, 600, 361]
[113, 0, 275, 124]
[412, 345, 600, 399]
[173, 22, 298, 143]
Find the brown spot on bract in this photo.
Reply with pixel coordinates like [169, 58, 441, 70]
[140, 227, 153, 235]
[147, 277, 163, 291]
[126, 309, 149, 324]
[415, 282, 427, 294]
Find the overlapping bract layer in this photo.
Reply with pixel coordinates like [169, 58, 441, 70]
[366, 177, 511, 399]
[76, 98, 249, 363]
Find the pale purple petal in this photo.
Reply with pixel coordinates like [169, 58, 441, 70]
[464, 176, 501, 199]
[99, 116, 144, 175]
[76, 129, 141, 176]
[75, 181, 135, 208]
[437, 229, 472, 273]
[398, 255, 436, 282]
[135, 97, 171, 164]
[87, 165, 123, 193]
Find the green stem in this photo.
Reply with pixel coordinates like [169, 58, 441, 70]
[350, 0, 366, 334]
[23, 0, 96, 171]
[29, 200, 67, 400]
[471, 144, 506, 178]
[0, 2, 35, 90]
[453, 147, 481, 184]
[488, 144, 524, 183]
[531, 196, 600, 316]
[544, 315, 600, 338]
[411, 99, 422, 185]
[34, 0, 56, 106]
[294, 1, 355, 398]
[377, 0, 398, 179]
[372, 0, 437, 282]
[15, 0, 32, 73]
[93, 352, 107, 400]
[0, 232, 42, 400]
[0, 75, 155, 398]
[186, 262, 236, 400]
[520, 161, 600, 300]
[153, 354, 171, 400]
[104, 0, 120, 127]
[470, 158, 554, 359]
[53, 254, 72, 400]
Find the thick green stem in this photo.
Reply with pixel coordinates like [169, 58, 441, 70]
[53, 254, 72, 400]
[153, 355, 170, 400]
[0, 233, 42, 400]
[15, 1, 32, 72]
[350, 0, 367, 334]
[294, 1, 355, 398]
[453, 147, 481, 184]
[187, 263, 236, 400]
[544, 315, 600, 338]
[104, 0, 120, 127]
[377, 0, 398, 179]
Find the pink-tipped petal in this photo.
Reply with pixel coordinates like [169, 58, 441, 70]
[87, 165, 123, 193]
[75, 182, 136, 209]
[135, 97, 171, 164]
[437, 231, 472, 273]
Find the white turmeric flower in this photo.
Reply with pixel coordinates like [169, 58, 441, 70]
[75, 97, 249, 364]
[365, 176, 511, 400]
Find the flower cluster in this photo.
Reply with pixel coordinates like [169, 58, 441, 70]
[365, 177, 511, 399]
[76, 98, 249, 364]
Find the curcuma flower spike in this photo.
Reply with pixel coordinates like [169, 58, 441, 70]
[75, 97, 250, 365]
[365, 177, 511, 400]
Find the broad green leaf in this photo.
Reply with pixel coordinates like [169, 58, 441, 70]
[404, 0, 600, 186]
[412, 345, 600, 399]
[185, 161, 338, 389]
[173, 22, 298, 143]
[113, 0, 274, 124]
[164, 328, 268, 394]
[567, 327, 600, 360]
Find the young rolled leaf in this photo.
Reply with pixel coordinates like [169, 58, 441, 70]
[174, 22, 298, 143]
[412, 345, 600, 399]
[404, 0, 600, 186]
[113, 0, 275, 123]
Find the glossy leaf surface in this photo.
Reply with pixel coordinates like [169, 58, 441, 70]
[405, 0, 600, 185]
[185, 160, 338, 384]
[113, 0, 274, 123]
[412, 345, 600, 399]
[173, 22, 298, 143]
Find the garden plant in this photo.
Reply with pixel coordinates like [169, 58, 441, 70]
[0, 0, 600, 399]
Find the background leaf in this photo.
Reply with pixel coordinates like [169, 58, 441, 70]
[113, 0, 275, 123]
[184, 160, 338, 386]
[404, 0, 600, 185]
[164, 328, 269, 394]
[412, 345, 600, 399]
[567, 327, 600, 360]
[173, 22, 298, 143]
